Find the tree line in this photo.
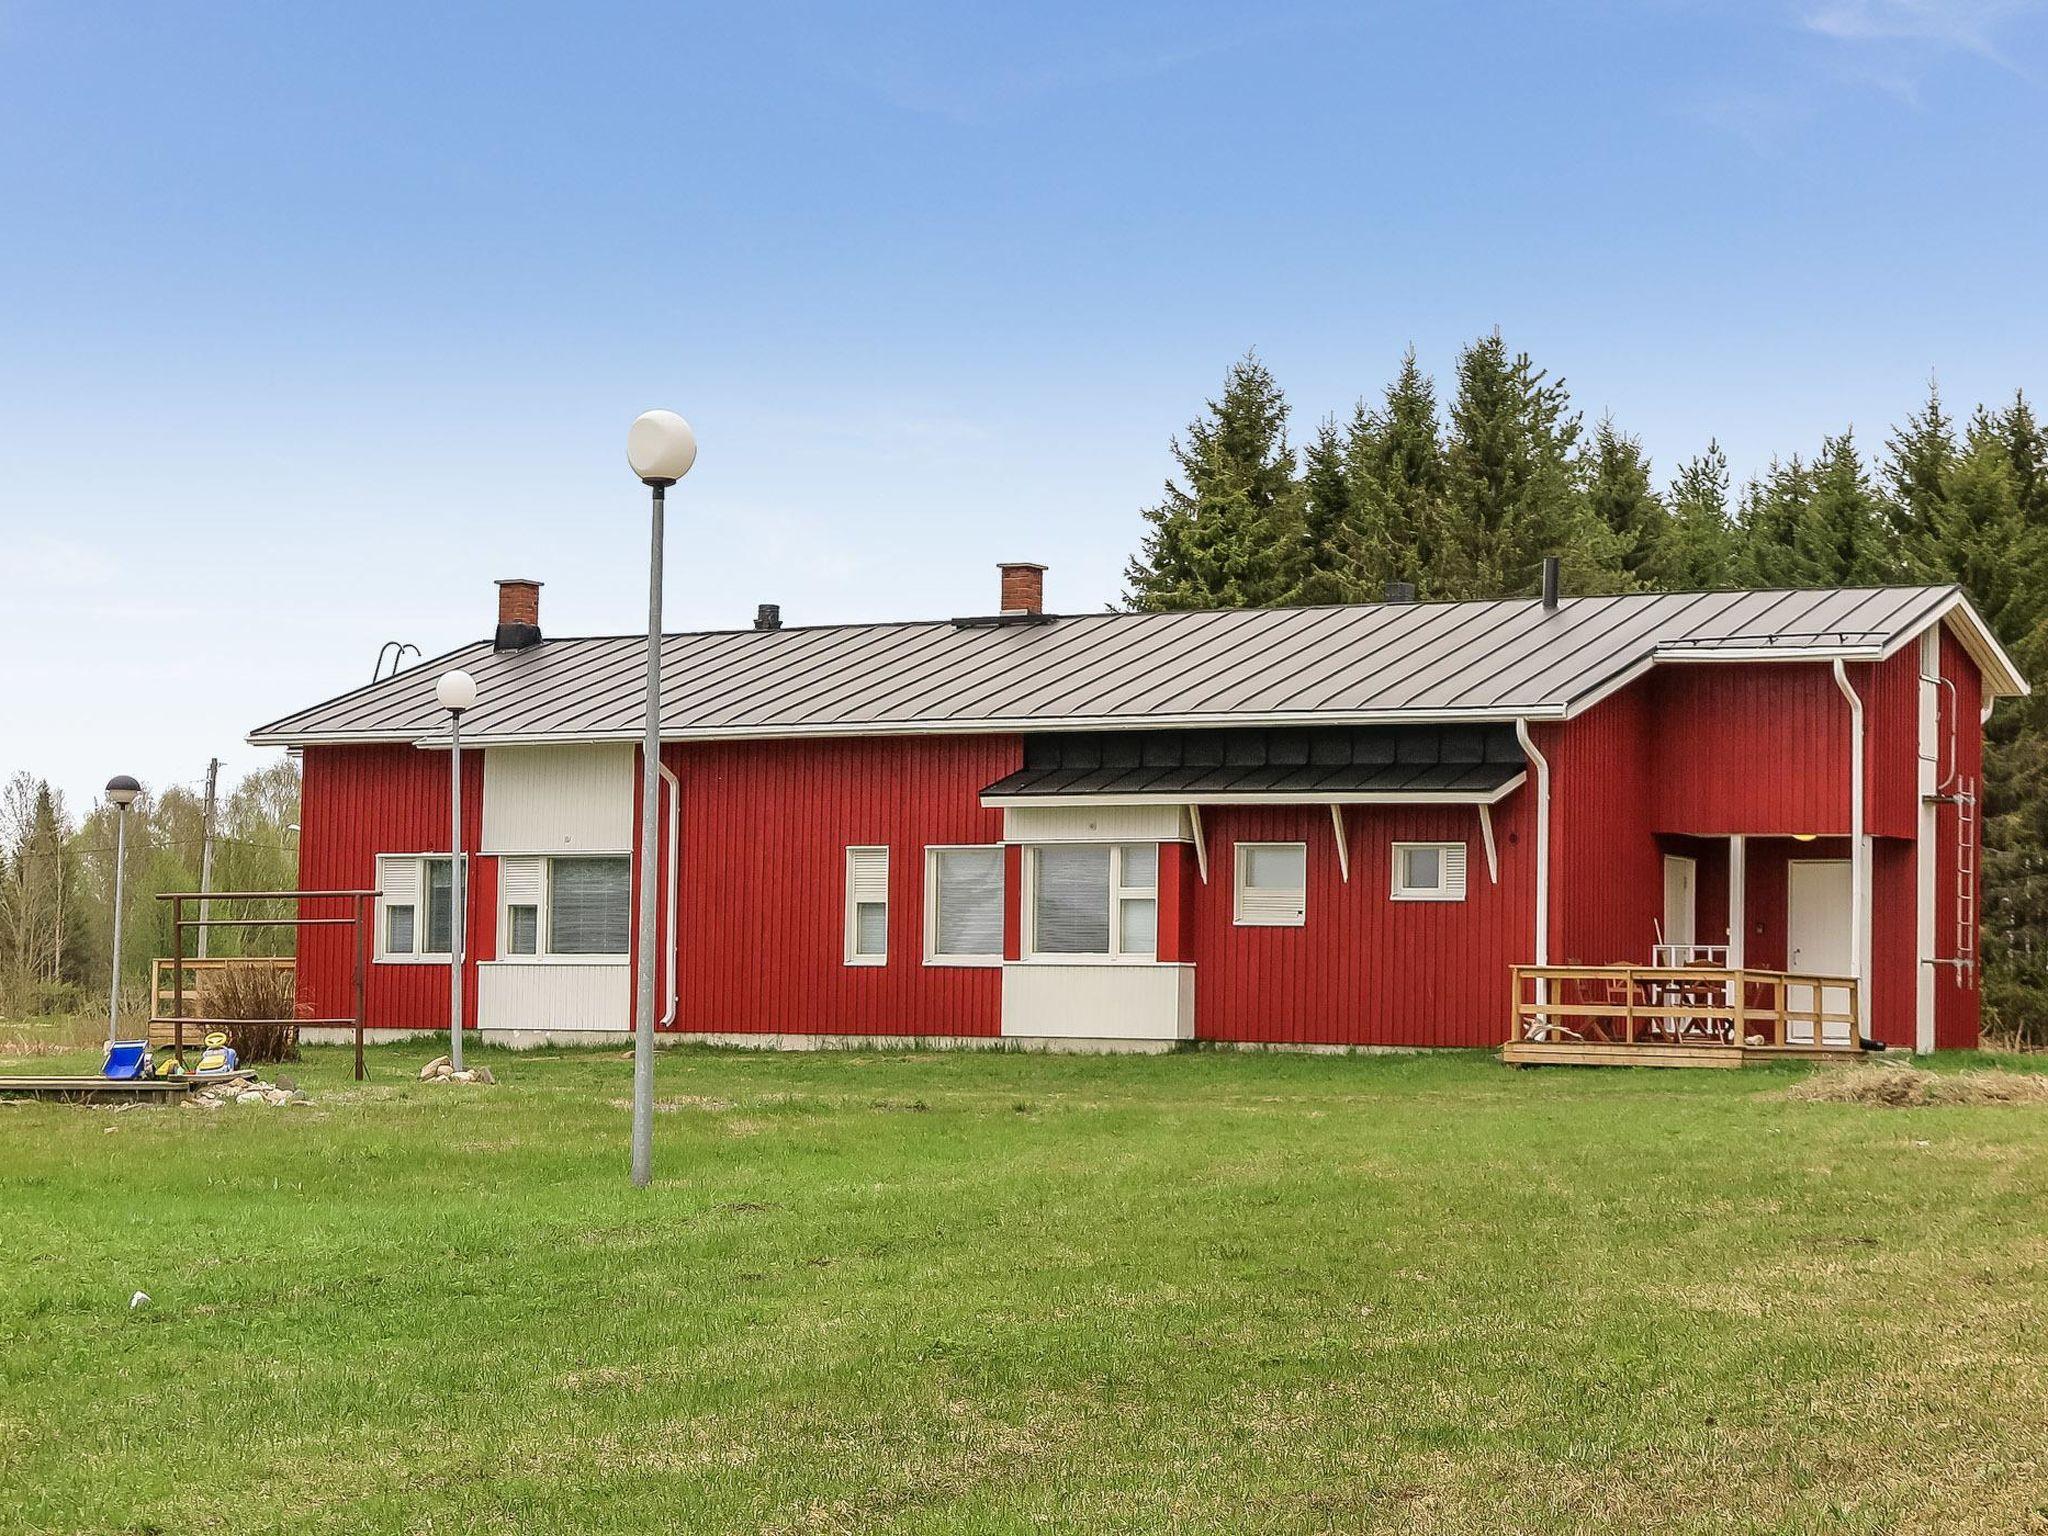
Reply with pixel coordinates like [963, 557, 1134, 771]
[0, 760, 301, 1019]
[1126, 339, 2048, 1041]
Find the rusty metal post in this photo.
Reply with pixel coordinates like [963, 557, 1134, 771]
[171, 895, 186, 1066]
[353, 894, 368, 1082]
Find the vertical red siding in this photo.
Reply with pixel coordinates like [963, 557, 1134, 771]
[1936, 628, 1985, 1048]
[1155, 841, 1194, 963]
[1646, 657, 1915, 840]
[1864, 646, 1922, 840]
[1870, 839, 1915, 1048]
[1647, 663, 1850, 835]
[665, 735, 1020, 1037]
[298, 744, 490, 1031]
[1191, 797, 1534, 1047]
[1542, 688, 1662, 966]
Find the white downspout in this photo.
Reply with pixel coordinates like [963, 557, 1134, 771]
[658, 759, 681, 1026]
[1832, 660, 1868, 1037]
[1515, 719, 1552, 1018]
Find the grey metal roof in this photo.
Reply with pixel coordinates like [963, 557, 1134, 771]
[247, 584, 2026, 748]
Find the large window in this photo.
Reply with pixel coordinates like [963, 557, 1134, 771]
[1028, 843, 1157, 959]
[845, 846, 889, 966]
[496, 855, 631, 959]
[549, 857, 631, 953]
[377, 854, 454, 960]
[1234, 842, 1307, 926]
[926, 846, 1004, 964]
[1391, 841, 1467, 902]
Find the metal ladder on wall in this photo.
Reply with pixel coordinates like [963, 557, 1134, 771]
[1955, 773, 1979, 990]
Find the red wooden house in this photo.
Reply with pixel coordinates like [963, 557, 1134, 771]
[249, 564, 2025, 1057]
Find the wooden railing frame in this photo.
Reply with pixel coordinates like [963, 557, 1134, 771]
[1509, 965, 1861, 1051]
[154, 890, 379, 1081]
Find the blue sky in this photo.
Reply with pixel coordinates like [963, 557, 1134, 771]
[3, 1, 2045, 809]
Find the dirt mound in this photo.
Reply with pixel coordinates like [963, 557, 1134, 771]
[1784, 1063, 2048, 1107]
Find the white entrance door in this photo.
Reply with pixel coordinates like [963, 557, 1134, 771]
[1662, 856, 1697, 955]
[1787, 859, 1854, 1045]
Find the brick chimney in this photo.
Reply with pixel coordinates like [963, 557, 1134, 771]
[999, 561, 1046, 616]
[495, 578, 543, 652]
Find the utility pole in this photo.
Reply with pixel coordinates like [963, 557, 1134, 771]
[197, 757, 219, 959]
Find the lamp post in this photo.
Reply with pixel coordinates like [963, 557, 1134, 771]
[104, 775, 141, 1047]
[625, 409, 698, 1188]
[436, 669, 478, 1071]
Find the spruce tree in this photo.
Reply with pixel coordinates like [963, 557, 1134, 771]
[1791, 431, 1901, 586]
[1349, 347, 1448, 591]
[1126, 353, 1303, 610]
[1287, 417, 1371, 605]
[1735, 455, 1814, 586]
[1582, 415, 1667, 580]
[1441, 331, 1630, 598]
[1651, 442, 1738, 588]
[1883, 382, 1958, 575]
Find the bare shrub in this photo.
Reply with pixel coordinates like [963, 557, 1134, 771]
[198, 963, 300, 1063]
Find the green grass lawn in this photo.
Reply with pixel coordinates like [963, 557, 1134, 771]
[3, 1033, 2047, 1535]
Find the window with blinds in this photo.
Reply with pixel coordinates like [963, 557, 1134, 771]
[928, 846, 1003, 962]
[1392, 841, 1468, 902]
[1032, 845, 1111, 954]
[845, 846, 889, 965]
[1234, 842, 1307, 926]
[1026, 844, 1158, 959]
[376, 854, 453, 959]
[549, 857, 631, 954]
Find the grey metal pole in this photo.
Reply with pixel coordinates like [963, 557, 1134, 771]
[197, 756, 219, 959]
[631, 481, 665, 1187]
[107, 806, 128, 1048]
[449, 708, 466, 1072]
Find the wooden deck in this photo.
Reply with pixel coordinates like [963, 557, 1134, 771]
[1501, 1040, 1867, 1069]
[1504, 964, 1866, 1068]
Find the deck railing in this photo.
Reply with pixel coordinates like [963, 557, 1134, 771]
[1510, 965, 1861, 1051]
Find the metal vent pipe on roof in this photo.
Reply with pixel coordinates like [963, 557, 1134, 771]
[1541, 556, 1560, 611]
[754, 603, 782, 631]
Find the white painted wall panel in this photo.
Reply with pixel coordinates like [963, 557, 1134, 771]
[476, 961, 631, 1032]
[1003, 804, 1191, 845]
[1000, 962, 1194, 1040]
[483, 744, 633, 852]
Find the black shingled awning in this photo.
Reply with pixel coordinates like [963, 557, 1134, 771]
[981, 724, 1527, 804]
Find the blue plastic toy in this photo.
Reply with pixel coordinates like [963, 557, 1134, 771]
[102, 1040, 149, 1080]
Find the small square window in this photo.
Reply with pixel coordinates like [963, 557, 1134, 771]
[1234, 842, 1306, 926]
[507, 904, 539, 955]
[386, 904, 416, 955]
[1392, 842, 1467, 902]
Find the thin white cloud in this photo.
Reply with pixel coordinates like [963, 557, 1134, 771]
[1801, 0, 2039, 62]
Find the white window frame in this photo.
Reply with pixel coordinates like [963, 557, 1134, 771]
[493, 854, 632, 965]
[375, 853, 456, 964]
[1233, 841, 1307, 927]
[1391, 840, 1468, 902]
[1022, 842, 1159, 964]
[923, 845, 1006, 968]
[845, 846, 889, 967]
